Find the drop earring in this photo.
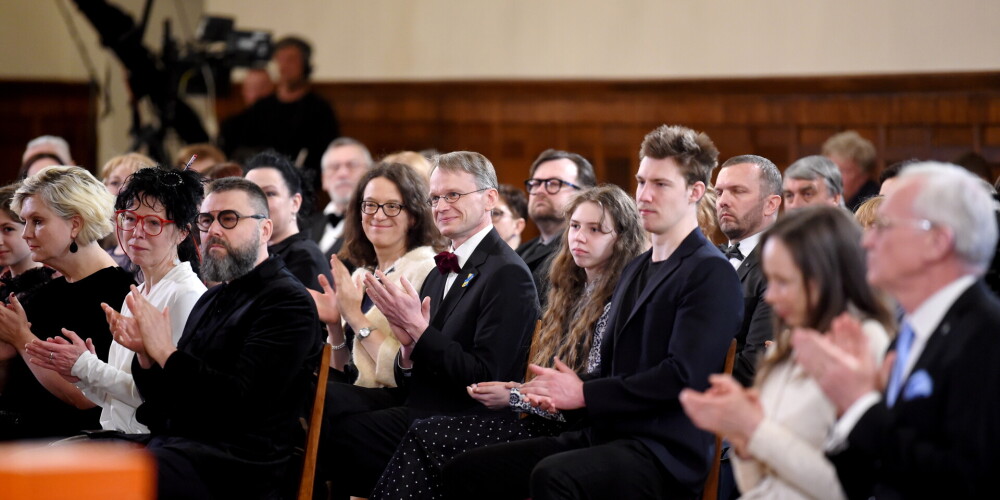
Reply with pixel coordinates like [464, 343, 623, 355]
[69, 238, 79, 253]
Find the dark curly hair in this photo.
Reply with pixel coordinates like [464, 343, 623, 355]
[115, 166, 205, 275]
[339, 162, 446, 269]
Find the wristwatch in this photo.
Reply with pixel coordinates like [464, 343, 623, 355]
[357, 326, 376, 339]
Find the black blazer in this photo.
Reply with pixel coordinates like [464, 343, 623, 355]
[133, 256, 324, 461]
[730, 244, 774, 386]
[401, 228, 540, 414]
[830, 280, 1000, 499]
[516, 234, 561, 306]
[305, 212, 344, 261]
[582, 228, 744, 494]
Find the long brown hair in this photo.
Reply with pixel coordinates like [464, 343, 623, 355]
[339, 162, 446, 268]
[756, 205, 894, 382]
[528, 185, 645, 378]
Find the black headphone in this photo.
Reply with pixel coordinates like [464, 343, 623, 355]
[274, 36, 313, 79]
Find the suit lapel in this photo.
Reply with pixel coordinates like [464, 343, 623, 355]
[430, 229, 499, 325]
[737, 245, 760, 282]
[615, 230, 703, 342]
[895, 284, 978, 397]
[424, 270, 447, 321]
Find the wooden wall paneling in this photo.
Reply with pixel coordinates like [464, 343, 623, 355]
[0, 81, 96, 183]
[217, 73, 1000, 192]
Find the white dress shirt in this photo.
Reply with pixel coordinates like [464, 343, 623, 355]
[728, 230, 763, 270]
[318, 202, 347, 254]
[442, 223, 494, 300]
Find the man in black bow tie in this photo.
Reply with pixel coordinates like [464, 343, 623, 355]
[712, 155, 784, 500]
[306, 137, 373, 259]
[319, 151, 539, 498]
[715, 155, 783, 386]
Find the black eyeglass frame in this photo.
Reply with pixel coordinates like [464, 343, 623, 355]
[360, 201, 406, 217]
[524, 178, 583, 194]
[196, 210, 266, 232]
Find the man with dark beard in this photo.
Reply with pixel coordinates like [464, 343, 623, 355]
[128, 177, 323, 499]
[714, 155, 783, 386]
[516, 149, 596, 304]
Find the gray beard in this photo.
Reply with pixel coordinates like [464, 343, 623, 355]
[201, 233, 260, 283]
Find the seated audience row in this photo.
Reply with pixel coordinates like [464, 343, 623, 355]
[0, 125, 998, 500]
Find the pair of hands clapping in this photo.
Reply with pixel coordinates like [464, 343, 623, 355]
[310, 258, 430, 347]
[23, 285, 174, 379]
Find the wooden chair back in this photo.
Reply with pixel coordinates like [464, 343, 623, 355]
[702, 338, 738, 500]
[298, 342, 332, 500]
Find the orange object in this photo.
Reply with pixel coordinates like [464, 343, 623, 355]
[0, 441, 155, 500]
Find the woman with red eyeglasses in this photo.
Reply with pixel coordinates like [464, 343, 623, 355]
[20, 166, 206, 437]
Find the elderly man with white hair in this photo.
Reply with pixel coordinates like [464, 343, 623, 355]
[793, 162, 1000, 499]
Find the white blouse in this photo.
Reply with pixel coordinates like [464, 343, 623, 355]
[71, 262, 206, 433]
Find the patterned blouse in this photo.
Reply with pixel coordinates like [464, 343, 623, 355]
[509, 301, 612, 420]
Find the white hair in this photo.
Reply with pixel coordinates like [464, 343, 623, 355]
[902, 162, 998, 273]
[24, 135, 72, 163]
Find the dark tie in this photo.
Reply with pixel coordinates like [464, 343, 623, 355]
[326, 212, 344, 228]
[722, 242, 744, 261]
[434, 251, 461, 275]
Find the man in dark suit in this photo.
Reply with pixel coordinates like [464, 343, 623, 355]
[794, 162, 1000, 499]
[129, 178, 323, 499]
[714, 154, 782, 386]
[713, 155, 783, 499]
[443, 125, 744, 500]
[516, 149, 596, 304]
[320, 151, 539, 497]
[306, 137, 373, 259]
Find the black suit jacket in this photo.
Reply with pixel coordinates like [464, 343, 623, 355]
[133, 256, 323, 461]
[727, 243, 774, 386]
[400, 228, 540, 414]
[581, 228, 744, 494]
[830, 280, 1000, 499]
[305, 211, 344, 261]
[516, 234, 561, 307]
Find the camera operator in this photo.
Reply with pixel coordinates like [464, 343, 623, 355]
[218, 36, 340, 192]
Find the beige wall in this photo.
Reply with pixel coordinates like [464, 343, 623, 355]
[2, 0, 998, 161]
[202, 0, 1000, 80]
[4, 0, 999, 82]
[0, 0, 203, 165]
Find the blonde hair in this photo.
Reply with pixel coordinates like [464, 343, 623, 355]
[381, 151, 432, 180]
[98, 152, 156, 180]
[853, 195, 884, 230]
[12, 166, 116, 245]
[698, 184, 720, 242]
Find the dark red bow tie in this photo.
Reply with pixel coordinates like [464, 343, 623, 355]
[434, 251, 461, 275]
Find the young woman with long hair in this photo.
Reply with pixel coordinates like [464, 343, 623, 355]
[369, 184, 647, 500]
